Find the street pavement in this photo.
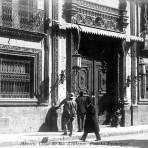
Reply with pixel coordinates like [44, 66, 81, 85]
[1, 132, 148, 148]
[1, 125, 148, 147]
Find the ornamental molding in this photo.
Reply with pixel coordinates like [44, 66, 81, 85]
[63, 0, 128, 33]
[0, 27, 45, 42]
[0, 44, 42, 100]
[0, 44, 42, 55]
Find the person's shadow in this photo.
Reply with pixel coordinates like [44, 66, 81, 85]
[39, 106, 58, 132]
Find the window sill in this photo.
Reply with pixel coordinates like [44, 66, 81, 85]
[0, 98, 39, 106]
[138, 98, 148, 105]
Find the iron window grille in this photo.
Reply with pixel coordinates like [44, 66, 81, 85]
[0, 56, 34, 98]
[1, 0, 44, 33]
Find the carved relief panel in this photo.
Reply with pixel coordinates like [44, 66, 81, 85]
[78, 69, 88, 91]
[98, 68, 107, 94]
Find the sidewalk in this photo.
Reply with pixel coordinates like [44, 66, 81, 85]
[0, 125, 148, 146]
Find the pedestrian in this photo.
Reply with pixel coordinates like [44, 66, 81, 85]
[80, 96, 101, 141]
[56, 92, 77, 136]
[75, 91, 86, 132]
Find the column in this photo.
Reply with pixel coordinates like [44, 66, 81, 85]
[131, 41, 138, 126]
[131, 41, 137, 105]
[50, 0, 59, 105]
[43, 0, 49, 103]
[119, 40, 127, 126]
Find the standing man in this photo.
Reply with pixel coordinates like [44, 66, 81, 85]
[56, 93, 77, 136]
[76, 91, 86, 132]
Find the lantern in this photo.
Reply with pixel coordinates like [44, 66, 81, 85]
[139, 61, 146, 75]
[72, 52, 81, 72]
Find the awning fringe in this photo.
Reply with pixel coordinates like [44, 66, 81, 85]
[58, 22, 144, 42]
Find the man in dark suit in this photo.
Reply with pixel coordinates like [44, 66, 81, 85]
[75, 91, 86, 132]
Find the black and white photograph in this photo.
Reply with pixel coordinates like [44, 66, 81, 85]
[0, 0, 148, 147]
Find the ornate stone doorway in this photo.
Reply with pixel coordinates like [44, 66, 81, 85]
[78, 33, 120, 125]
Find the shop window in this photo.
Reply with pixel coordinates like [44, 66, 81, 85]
[0, 55, 34, 98]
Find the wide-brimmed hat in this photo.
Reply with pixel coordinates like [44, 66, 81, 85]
[69, 92, 75, 99]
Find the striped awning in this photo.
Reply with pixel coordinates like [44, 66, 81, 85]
[58, 22, 144, 42]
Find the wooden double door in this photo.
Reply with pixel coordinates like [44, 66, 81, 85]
[77, 56, 118, 124]
[77, 58, 107, 121]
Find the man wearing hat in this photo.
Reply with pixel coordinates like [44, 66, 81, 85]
[56, 92, 77, 136]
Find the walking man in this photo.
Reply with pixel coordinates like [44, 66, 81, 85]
[80, 96, 101, 141]
[56, 93, 77, 136]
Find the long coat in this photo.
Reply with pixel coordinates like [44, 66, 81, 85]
[84, 103, 99, 133]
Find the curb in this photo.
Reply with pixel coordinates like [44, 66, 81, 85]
[0, 125, 148, 146]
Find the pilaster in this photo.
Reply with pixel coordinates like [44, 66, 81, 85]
[131, 41, 138, 125]
[12, 0, 19, 28]
[43, 0, 50, 103]
[119, 40, 128, 126]
[131, 41, 138, 105]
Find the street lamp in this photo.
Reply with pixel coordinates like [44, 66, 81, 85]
[72, 52, 81, 95]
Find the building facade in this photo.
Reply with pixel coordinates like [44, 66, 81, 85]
[52, 0, 147, 129]
[0, 0, 148, 133]
[0, 0, 50, 133]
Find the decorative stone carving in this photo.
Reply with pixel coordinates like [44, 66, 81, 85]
[63, 0, 128, 33]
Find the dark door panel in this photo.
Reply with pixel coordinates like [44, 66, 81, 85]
[78, 58, 93, 96]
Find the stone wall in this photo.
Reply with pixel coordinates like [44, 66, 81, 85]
[124, 105, 148, 126]
[0, 106, 49, 133]
[0, 106, 78, 133]
[137, 105, 148, 125]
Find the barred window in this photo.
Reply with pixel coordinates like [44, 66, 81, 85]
[0, 55, 34, 98]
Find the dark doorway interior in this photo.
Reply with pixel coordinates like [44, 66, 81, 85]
[78, 33, 121, 125]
